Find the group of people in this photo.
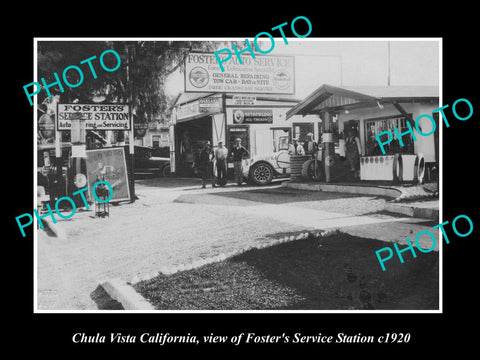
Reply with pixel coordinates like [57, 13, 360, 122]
[287, 130, 362, 180]
[287, 132, 318, 156]
[195, 128, 362, 188]
[196, 138, 249, 189]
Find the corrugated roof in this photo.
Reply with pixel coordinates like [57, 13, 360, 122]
[341, 85, 439, 99]
[286, 84, 439, 119]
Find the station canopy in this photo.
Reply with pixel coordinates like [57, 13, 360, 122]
[173, 92, 301, 124]
[286, 84, 439, 119]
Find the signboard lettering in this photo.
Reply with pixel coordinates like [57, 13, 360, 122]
[199, 97, 222, 113]
[176, 98, 222, 120]
[233, 109, 273, 124]
[56, 103, 130, 131]
[185, 53, 295, 94]
[233, 95, 256, 106]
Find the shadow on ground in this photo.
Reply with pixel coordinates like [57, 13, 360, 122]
[134, 233, 439, 310]
[212, 187, 369, 204]
[136, 176, 287, 191]
[136, 177, 201, 188]
[174, 187, 371, 207]
[90, 285, 124, 310]
[235, 234, 439, 310]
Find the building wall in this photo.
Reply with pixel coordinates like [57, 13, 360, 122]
[142, 128, 170, 148]
[338, 101, 438, 162]
[225, 103, 321, 156]
[174, 95, 324, 157]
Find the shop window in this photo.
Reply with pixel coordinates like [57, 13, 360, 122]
[152, 133, 169, 148]
[159, 131, 170, 147]
[292, 123, 314, 142]
[152, 135, 161, 148]
[228, 126, 250, 153]
[364, 115, 415, 156]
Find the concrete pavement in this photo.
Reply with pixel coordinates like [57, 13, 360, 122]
[284, 180, 439, 220]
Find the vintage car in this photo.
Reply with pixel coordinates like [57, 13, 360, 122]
[239, 144, 341, 185]
[132, 145, 171, 177]
[241, 150, 291, 185]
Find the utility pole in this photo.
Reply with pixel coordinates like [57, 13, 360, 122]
[387, 41, 391, 86]
[126, 44, 135, 202]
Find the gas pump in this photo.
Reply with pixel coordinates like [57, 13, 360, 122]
[66, 112, 89, 207]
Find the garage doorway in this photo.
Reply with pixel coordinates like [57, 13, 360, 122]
[227, 125, 250, 153]
[176, 115, 213, 176]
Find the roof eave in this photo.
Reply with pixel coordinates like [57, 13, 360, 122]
[286, 84, 376, 119]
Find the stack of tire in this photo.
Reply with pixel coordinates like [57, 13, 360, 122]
[301, 159, 323, 181]
[290, 155, 311, 182]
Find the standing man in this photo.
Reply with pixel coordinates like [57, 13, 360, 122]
[304, 132, 318, 156]
[214, 140, 228, 186]
[304, 132, 319, 180]
[198, 141, 216, 188]
[344, 128, 362, 180]
[288, 137, 305, 155]
[230, 138, 249, 186]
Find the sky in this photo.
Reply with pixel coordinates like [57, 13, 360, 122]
[165, 39, 440, 100]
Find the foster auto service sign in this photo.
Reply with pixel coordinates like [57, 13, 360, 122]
[185, 52, 295, 94]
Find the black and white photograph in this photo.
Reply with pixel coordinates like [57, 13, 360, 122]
[6, 7, 479, 354]
[33, 38, 441, 312]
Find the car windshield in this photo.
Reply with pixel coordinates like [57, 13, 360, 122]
[278, 136, 289, 150]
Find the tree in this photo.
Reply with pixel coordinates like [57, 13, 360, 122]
[37, 40, 237, 122]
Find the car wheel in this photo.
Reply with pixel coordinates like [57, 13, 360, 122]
[250, 162, 274, 185]
[161, 164, 171, 177]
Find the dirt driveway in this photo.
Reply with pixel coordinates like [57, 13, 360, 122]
[36, 177, 434, 310]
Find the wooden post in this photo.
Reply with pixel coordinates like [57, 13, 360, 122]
[54, 99, 62, 183]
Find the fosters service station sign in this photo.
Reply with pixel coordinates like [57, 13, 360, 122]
[56, 104, 131, 130]
[185, 52, 295, 94]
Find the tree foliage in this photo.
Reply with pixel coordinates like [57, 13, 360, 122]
[37, 40, 234, 123]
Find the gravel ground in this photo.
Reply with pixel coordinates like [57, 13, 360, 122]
[135, 233, 439, 310]
[175, 186, 389, 216]
[37, 182, 307, 310]
[393, 182, 439, 202]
